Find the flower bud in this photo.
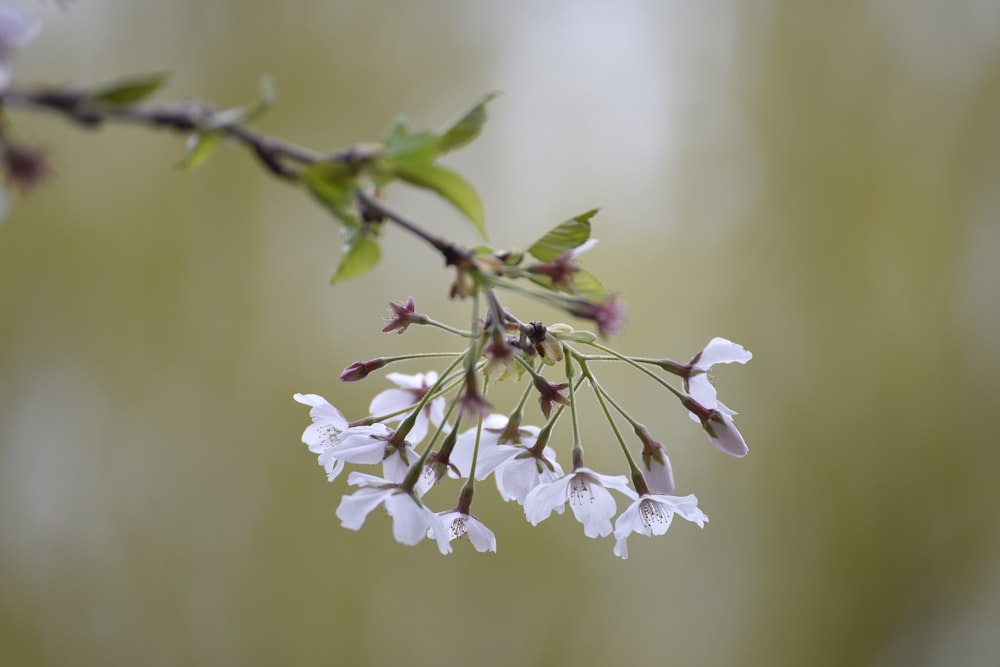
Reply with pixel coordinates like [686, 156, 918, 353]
[340, 358, 387, 382]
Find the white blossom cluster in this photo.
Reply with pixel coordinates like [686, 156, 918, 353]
[295, 337, 751, 559]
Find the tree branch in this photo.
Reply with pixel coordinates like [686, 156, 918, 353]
[0, 85, 365, 181]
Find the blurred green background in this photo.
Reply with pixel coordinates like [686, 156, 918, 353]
[2, 1, 999, 665]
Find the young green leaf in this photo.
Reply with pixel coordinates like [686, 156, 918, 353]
[176, 132, 225, 171]
[204, 75, 276, 130]
[569, 269, 607, 301]
[525, 267, 606, 299]
[392, 162, 486, 237]
[437, 92, 499, 153]
[383, 119, 440, 165]
[302, 161, 361, 228]
[527, 209, 600, 261]
[92, 72, 172, 106]
[331, 233, 381, 284]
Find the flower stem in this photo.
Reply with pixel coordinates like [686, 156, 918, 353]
[576, 353, 687, 376]
[575, 355, 641, 477]
[584, 340, 688, 403]
[563, 344, 585, 469]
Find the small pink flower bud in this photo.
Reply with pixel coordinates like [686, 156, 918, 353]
[683, 397, 749, 458]
[340, 358, 387, 382]
[635, 427, 675, 495]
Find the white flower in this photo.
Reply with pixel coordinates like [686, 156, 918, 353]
[449, 414, 540, 479]
[481, 442, 563, 505]
[448, 414, 562, 506]
[336, 472, 452, 554]
[613, 493, 708, 559]
[293, 393, 349, 481]
[685, 337, 751, 416]
[524, 467, 633, 538]
[432, 511, 497, 553]
[369, 371, 447, 444]
[326, 423, 420, 484]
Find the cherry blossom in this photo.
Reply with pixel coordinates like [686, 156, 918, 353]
[326, 423, 419, 484]
[612, 493, 708, 559]
[336, 472, 452, 554]
[684, 337, 752, 415]
[293, 393, 350, 481]
[433, 511, 497, 553]
[369, 371, 446, 444]
[523, 467, 632, 538]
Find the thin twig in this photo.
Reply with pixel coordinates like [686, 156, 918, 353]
[2, 84, 470, 266]
[0, 85, 353, 180]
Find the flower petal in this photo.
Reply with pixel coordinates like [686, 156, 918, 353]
[523, 476, 571, 525]
[704, 412, 749, 457]
[369, 388, 417, 420]
[465, 520, 497, 553]
[317, 448, 345, 481]
[336, 487, 391, 531]
[695, 338, 752, 369]
[384, 493, 434, 546]
[328, 426, 391, 464]
[567, 473, 618, 538]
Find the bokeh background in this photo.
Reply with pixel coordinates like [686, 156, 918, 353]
[2, 1, 999, 665]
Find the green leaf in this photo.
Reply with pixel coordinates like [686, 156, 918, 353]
[92, 72, 172, 106]
[382, 93, 499, 164]
[176, 132, 225, 171]
[204, 75, 276, 130]
[302, 161, 361, 228]
[525, 267, 606, 299]
[392, 162, 486, 237]
[383, 119, 440, 164]
[570, 269, 607, 301]
[331, 233, 381, 284]
[437, 92, 499, 153]
[527, 209, 600, 261]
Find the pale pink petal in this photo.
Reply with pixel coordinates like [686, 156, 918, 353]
[463, 517, 497, 553]
[657, 494, 708, 527]
[424, 510, 453, 555]
[336, 487, 391, 531]
[704, 412, 749, 457]
[497, 451, 564, 505]
[381, 447, 416, 483]
[694, 338, 752, 370]
[328, 426, 391, 464]
[346, 471, 390, 487]
[613, 536, 630, 559]
[384, 493, 435, 547]
[567, 474, 618, 538]
[434, 511, 497, 553]
[687, 374, 718, 410]
[643, 452, 675, 495]
[523, 476, 572, 525]
[369, 388, 417, 419]
[317, 448, 345, 481]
